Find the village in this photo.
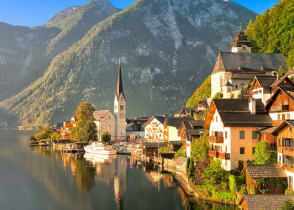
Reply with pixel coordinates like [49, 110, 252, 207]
[30, 28, 294, 210]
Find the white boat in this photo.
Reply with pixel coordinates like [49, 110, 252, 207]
[84, 142, 117, 155]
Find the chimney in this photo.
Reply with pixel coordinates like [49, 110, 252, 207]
[249, 99, 256, 115]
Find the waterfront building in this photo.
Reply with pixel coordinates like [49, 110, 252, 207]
[204, 99, 272, 171]
[93, 62, 127, 141]
[144, 116, 165, 142]
[211, 28, 285, 97]
[272, 120, 294, 191]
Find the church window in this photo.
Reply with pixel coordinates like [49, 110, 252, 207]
[120, 105, 124, 110]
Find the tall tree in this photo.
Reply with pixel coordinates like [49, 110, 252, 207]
[253, 141, 273, 164]
[71, 102, 97, 142]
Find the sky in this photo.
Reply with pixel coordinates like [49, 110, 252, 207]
[0, 0, 279, 27]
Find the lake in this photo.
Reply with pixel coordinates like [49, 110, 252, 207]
[0, 131, 237, 210]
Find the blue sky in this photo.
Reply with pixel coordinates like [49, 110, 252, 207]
[0, 0, 279, 27]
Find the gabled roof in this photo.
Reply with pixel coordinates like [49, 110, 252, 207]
[144, 116, 165, 127]
[240, 195, 294, 210]
[265, 87, 294, 111]
[271, 120, 294, 136]
[165, 117, 193, 129]
[271, 73, 294, 88]
[213, 52, 285, 74]
[205, 99, 272, 128]
[245, 164, 286, 179]
[93, 110, 114, 120]
[254, 75, 277, 88]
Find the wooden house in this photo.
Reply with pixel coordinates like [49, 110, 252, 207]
[204, 99, 272, 171]
[242, 164, 286, 194]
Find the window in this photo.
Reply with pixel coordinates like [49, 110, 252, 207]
[240, 147, 245, 154]
[252, 147, 255, 154]
[120, 105, 124, 110]
[252, 131, 257, 139]
[240, 131, 245, 139]
[290, 127, 292, 132]
[225, 131, 227, 139]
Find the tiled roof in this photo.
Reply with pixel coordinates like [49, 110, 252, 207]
[246, 164, 286, 179]
[213, 99, 272, 127]
[220, 52, 285, 72]
[93, 110, 113, 120]
[272, 120, 294, 135]
[165, 117, 193, 129]
[186, 129, 202, 139]
[153, 116, 165, 124]
[241, 195, 294, 210]
[255, 75, 277, 87]
[258, 126, 277, 134]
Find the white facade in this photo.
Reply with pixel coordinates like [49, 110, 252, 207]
[231, 45, 251, 53]
[144, 118, 164, 141]
[269, 112, 294, 121]
[167, 126, 181, 142]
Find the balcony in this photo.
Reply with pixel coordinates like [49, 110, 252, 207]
[218, 152, 230, 160]
[208, 136, 224, 144]
[282, 147, 294, 157]
[208, 150, 218, 158]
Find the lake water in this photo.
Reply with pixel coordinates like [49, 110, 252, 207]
[0, 131, 237, 210]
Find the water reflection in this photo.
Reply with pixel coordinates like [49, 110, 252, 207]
[0, 131, 238, 210]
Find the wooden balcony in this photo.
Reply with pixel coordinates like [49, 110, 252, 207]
[218, 152, 230, 160]
[282, 147, 294, 157]
[208, 136, 224, 144]
[283, 163, 294, 172]
[208, 150, 218, 158]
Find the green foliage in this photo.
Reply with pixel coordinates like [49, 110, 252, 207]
[280, 199, 294, 210]
[229, 175, 237, 193]
[254, 141, 274, 164]
[158, 147, 172, 154]
[186, 76, 211, 109]
[101, 131, 111, 145]
[202, 159, 229, 187]
[34, 129, 57, 141]
[213, 92, 223, 99]
[285, 189, 294, 195]
[191, 131, 209, 161]
[246, 0, 294, 68]
[188, 159, 195, 178]
[278, 66, 287, 76]
[174, 146, 187, 158]
[71, 102, 97, 142]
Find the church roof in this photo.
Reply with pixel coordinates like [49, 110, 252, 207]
[116, 61, 125, 99]
[93, 110, 114, 120]
[213, 52, 285, 74]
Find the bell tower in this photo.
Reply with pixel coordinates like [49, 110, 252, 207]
[114, 59, 126, 141]
[231, 24, 252, 53]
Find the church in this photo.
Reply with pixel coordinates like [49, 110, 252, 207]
[93, 61, 127, 142]
[211, 27, 286, 98]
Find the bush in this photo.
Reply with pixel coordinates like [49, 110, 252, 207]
[101, 131, 111, 144]
[280, 200, 294, 210]
[285, 188, 294, 195]
[158, 147, 171, 154]
[229, 175, 237, 193]
[175, 146, 187, 158]
[213, 92, 223, 99]
[254, 140, 275, 164]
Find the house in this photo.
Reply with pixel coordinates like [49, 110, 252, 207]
[272, 120, 294, 190]
[204, 99, 272, 171]
[144, 116, 165, 142]
[126, 122, 145, 142]
[93, 61, 127, 142]
[242, 164, 286, 194]
[240, 195, 294, 210]
[197, 100, 208, 111]
[257, 126, 276, 147]
[211, 28, 285, 98]
[178, 119, 204, 158]
[174, 108, 195, 118]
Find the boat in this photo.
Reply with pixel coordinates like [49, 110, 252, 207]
[84, 142, 117, 155]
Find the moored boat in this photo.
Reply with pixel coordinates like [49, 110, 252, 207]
[84, 142, 116, 155]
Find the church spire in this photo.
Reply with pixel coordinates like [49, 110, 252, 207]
[116, 58, 124, 99]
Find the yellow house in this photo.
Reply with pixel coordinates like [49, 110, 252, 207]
[204, 99, 272, 171]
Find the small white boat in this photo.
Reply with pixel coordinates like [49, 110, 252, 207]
[84, 142, 117, 155]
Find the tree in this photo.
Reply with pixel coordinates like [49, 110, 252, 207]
[35, 129, 57, 141]
[202, 159, 228, 187]
[213, 92, 223, 99]
[280, 200, 294, 210]
[278, 66, 287, 76]
[71, 102, 97, 142]
[191, 131, 209, 160]
[101, 131, 111, 145]
[254, 141, 273, 164]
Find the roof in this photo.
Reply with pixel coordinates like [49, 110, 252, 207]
[206, 99, 272, 127]
[241, 195, 294, 210]
[144, 116, 165, 127]
[165, 117, 193, 129]
[270, 73, 294, 88]
[231, 31, 253, 48]
[116, 61, 125, 99]
[143, 142, 167, 148]
[246, 164, 286, 179]
[265, 87, 294, 111]
[186, 129, 202, 139]
[213, 52, 285, 73]
[93, 110, 114, 120]
[258, 126, 277, 134]
[272, 120, 294, 136]
[255, 75, 277, 87]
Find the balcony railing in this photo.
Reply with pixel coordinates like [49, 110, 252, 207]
[218, 152, 230, 160]
[208, 136, 224, 144]
[208, 150, 218, 158]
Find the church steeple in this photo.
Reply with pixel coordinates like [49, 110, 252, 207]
[116, 59, 125, 99]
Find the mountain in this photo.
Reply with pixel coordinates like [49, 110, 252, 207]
[245, 0, 294, 68]
[0, 0, 118, 101]
[0, 0, 256, 126]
